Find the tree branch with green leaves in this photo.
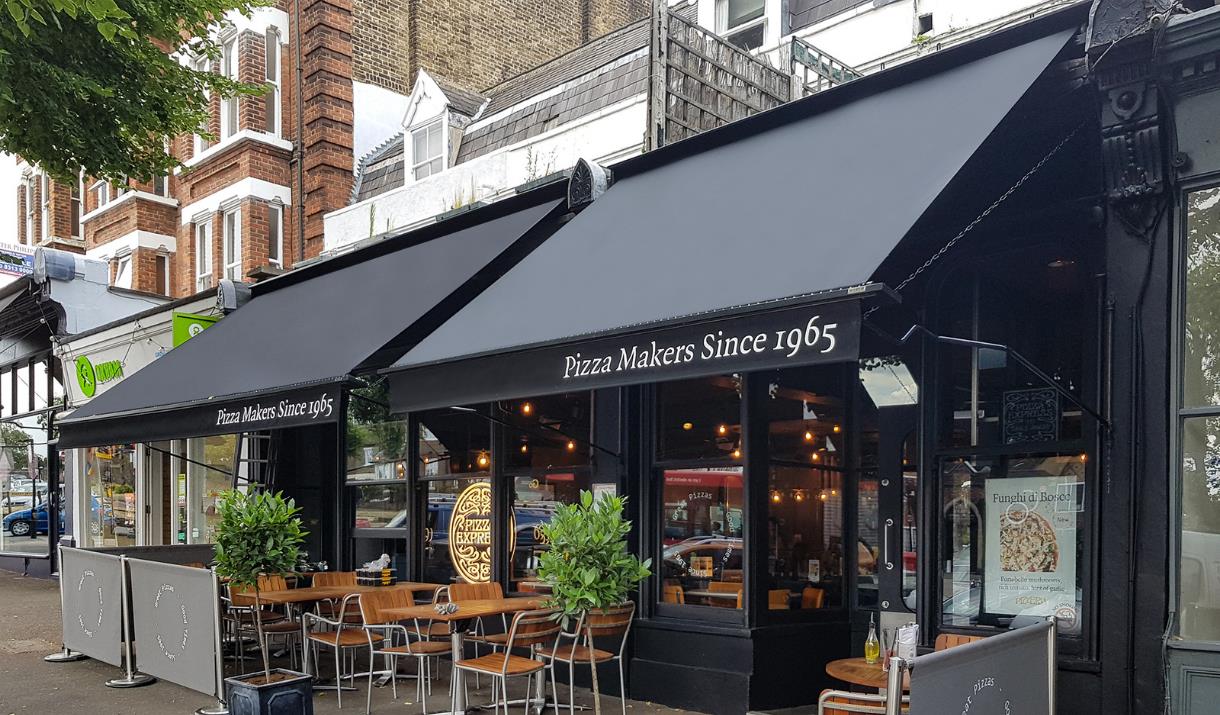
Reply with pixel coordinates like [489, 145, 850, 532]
[0, 0, 266, 183]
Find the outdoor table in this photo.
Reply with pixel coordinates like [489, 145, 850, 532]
[255, 581, 443, 688]
[825, 657, 911, 692]
[381, 597, 545, 715]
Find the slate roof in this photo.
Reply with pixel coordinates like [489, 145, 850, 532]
[351, 134, 404, 204]
[455, 52, 648, 164]
[432, 76, 487, 118]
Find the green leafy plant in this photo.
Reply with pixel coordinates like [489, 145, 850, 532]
[212, 490, 307, 682]
[538, 491, 651, 714]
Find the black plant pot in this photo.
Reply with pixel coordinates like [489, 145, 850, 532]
[225, 669, 313, 715]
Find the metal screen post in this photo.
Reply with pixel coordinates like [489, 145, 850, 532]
[44, 544, 88, 663]
[196, 570, 229, 715]
[885, 657, 906, 715]
[104, 556, 155, 688]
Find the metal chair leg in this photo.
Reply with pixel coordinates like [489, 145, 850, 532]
[618, 659, 626, 715]
[335, 645, 343, 709]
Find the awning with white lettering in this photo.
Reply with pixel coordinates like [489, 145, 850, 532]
[55, 191, 568, 449]
[383, 22, 1075, 413]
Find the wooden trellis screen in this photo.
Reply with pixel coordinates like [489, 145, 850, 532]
[648, 4, 791, 148]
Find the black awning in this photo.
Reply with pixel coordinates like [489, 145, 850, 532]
[382, 27, 1074, 413]
[56, 195, 566, 449]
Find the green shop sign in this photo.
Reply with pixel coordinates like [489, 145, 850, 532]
[172, 311, 219, 347]
[75, 355, 124, 398]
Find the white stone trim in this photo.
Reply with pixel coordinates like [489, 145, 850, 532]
[86, 230, 177, 261]
[224, 7, 291, 39]
[179, 130, 294, 173]
[80, 190, 179, 225]
[178, 178, 291, 225]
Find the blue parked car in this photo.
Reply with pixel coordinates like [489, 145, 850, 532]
[4, 503, 62, 537]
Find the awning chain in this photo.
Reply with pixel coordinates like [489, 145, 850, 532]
[867, 120, 1086, 318]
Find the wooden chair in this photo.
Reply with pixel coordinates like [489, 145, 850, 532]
[768, 589, 791, 610]
[802, 586, 826, 609]
[304, 593, 382, 709]
[453, 608, 561, 715]
[225, 577, 300, 672]
[450, 582, 508, 690]
[313, 572, 361, 622]
[709, 581, 743, 608]
[934, 633, 984, 651]
[539, 602, 635, 715]
[662, 585, 685, 604]
[359, 588, 451, 715]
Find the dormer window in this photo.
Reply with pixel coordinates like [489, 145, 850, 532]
[411, 121, 445, 181]
[718, 0, 765, 52]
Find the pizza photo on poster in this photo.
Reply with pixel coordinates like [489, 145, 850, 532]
[984, 476, 1081, 624]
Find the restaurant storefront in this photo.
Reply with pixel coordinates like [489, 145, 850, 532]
[49, 2, 1220, 713]
[374, 9, 1127, 714]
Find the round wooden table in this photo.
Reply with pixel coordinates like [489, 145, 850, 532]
[825, 657, 910, 691]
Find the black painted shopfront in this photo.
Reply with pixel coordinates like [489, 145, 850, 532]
[55, 2, 1220, 712]
[373, 9, 1139, 713]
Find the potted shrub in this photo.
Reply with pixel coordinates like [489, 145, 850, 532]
[538, 490, 651, 715]
[213, 490, 312, 715]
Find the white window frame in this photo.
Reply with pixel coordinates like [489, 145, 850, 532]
[152, 174, 170, 197]
[39, 174, 50, 242]
[22, 177, 33, 244]
[716, 0, 766, 51]
[71, 173, 83, 239]
[156, 253, 171, 296]
[410, 120, 445, 181]
[114, 253, 133, 289]
[264, 28, 281, 137]
[222, 207, 241, 281]
[193, 55, 213, 155]
[220, 35, 239, 140]
[194, 219, 213, 291]
[92, 181, 109, 209]
[266, 203, 283, 268]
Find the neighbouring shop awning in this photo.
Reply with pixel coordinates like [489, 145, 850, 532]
[383, 25, 1075, 412]
[56, 194, 567, 448]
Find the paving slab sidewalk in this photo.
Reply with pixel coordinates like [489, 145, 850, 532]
[0, 569, 698, 715]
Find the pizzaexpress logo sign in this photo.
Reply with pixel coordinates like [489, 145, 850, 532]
[75, 356, 124, 398]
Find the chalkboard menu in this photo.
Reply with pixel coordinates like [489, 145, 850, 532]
[1002, 388, 1059, 444]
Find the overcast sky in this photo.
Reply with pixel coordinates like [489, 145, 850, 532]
[0, 154, 16, 242]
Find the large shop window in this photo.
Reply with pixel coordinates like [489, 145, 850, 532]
[503, 394, 592, 594]
[347, 383, 410, 574]
[657, 376, 745, 615]
[0, 356, 62, 557]
[185, 435, 236, 544]
[83, 445, 138, 548]
[1179, 187, 1220, 641]
[418, 407, 492, 584]
[934, 247, 1094, 643]
[763, 366, 847, 612]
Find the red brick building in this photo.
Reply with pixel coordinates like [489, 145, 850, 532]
[14, 0, 646, 297]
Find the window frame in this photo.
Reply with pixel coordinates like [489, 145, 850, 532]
[22, 176, 33, 244]
[410, 120, 445, 181]
[222, 206, 241, 281]
[266, 203, 283, 268]
[194, 218, 213, 291]
[925, 246, 1099, 659]
[113, 252, 133, 288]
[264, 27, 281, 136]
[71, 173, 83, 239]
[717, 0, 767, 52]
[220, 35, 239, 140]
[92, 181, 109, 209]
[193, 54, 213, 155]
[1173, 181, 1220, 645]
[39, 174, 50, 242]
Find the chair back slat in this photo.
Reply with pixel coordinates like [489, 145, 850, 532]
[449, 581, 503, 601]
[312, 571, 357, 587]
[662, 585, 685, 604]
[359, 587, 416, 625]
[229, 575, 289, 607]
[507, 608, 562, 649]
[934, 633, 983, 651]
